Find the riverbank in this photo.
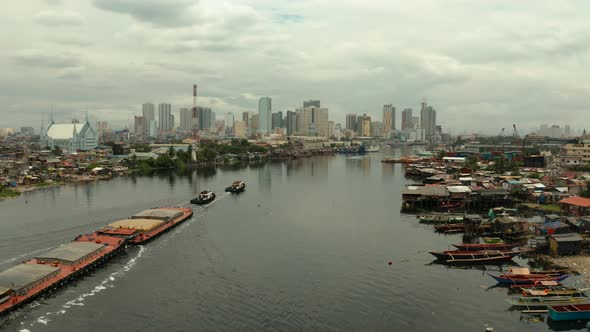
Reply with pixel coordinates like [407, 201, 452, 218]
[548, 255, 590, 282]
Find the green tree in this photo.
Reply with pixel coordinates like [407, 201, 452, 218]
[464, 156, 479, 171]
[112, 144, 124, 155]
[168, 146, 176, 157]
[580, 182, 590, 198]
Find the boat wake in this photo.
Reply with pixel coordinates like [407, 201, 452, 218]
[18, 245, 146, 332]
[0, 246, 57, 267]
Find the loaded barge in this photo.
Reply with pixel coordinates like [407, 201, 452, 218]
[0, 207, 192, 316]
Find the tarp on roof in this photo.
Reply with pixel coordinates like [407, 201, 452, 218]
[36, 242, 105, 264]
[401, 185, 449, 197]
[0, 264, 60, 291]
[447, 186, 472, 193]
[560, 196, 590, 207]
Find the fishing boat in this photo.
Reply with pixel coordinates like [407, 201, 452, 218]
[483, 237, 503, 244]
[452, 243, 519, 251]
[549, 303, 590, 321]
[508, 296, 589, 309]
[190, 191, 216, 205]
[488, 273, 569, 285]
[418, 213, 464, 224]
[225, 180, 246, 193]
[434, 224, 465, 233]
[521, 287, 589, 297]
[429, 250, 519, 263]
[365, 145, 380, 152]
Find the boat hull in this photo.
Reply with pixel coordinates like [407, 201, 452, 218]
[549, 304, 590, 321]
[191, 194, 216, 205]
[452, 243, 519, 251]
[489, 274, 569, 285]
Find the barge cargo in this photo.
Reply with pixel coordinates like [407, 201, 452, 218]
[0, 206, 192, 316]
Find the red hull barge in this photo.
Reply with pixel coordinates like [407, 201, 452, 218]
[0, 234, 126, 316]
[97, 207, 193, 244]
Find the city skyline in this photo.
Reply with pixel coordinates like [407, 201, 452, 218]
[2, 2, 589, 134]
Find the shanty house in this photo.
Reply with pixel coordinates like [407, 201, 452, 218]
[559, 196, 590, 216]
[549, 233, 583, 256]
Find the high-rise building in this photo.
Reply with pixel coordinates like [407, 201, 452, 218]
[142, 103, 155, 137]
[149, 120, 157, 138]
[382, 104, 395, 137]
[251, 114, 259, 133]
[225, 112, 235, 130]
[346, 114, 357, 132]
[210, 111, 216, 130]
[169, 114, 175, 131]
[158, 103, 172, 132]
[360, 114, 371, 137]
[371, 121, 383, 138]
[412, 116, 420, 129]
[313, 108, 329, 138]
[272, 111, 283, 129]
[242, 112, 250, 135]
[401, 109, 413, 130]
[303, 100, 320, 108]
[286, 110, 297, 136]
[134, 116, 144, 138]
[233, 121, 246, 138]
[258, 97, 272, 135]
[180, 108, 192, 131]
[328, 121, 334, 139]
[197, 107, 212, 131]
[420, 102, 436, 142]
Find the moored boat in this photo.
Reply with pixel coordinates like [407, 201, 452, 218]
[549, 303, 590, 321]
[508, 296, 589, 309]
[365, 145, 380, 152]
[521, 287, 589, 297]
[488, 273, 569, 285]
[225, 180, 246, 193]
[452, 243, 519, 251]
[418, 214, 464, 224]
[434, 224, 465, 233]
[191, 191, 216, 205]
[429, 250, 520, 262]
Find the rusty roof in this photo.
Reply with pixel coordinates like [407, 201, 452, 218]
[559, 196, 590, 208]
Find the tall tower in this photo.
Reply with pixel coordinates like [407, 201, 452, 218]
[258, 97, 272, 135]
[192, 84, 199, 139]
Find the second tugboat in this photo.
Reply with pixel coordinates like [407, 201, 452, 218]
[225, 180, 246, 193]
[191, 191, 216, 205]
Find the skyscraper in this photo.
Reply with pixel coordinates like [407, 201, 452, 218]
[142, 102, 155, 137]
[382, 104, 395, 137]
[313, 108, 329, 138]
[272, 111, 283, 129]
[401, 109, 413, 130]
[420, 102, 436, 142]
[180, 108, 191, 131]
[360, 114, 371, 137]
[286, 110, 296, 136]
[258, 97, 272, 135]
[251, 114, 259, 133]
[242, 112, 250, 135]
[134, 116, 144, 139]
[169, 114, 175, 130]
[303, 100, 320, 108]
[225, 112, 235, 130]
[197, 107, 212, 131]
[412, 116, 420, 129]
[158, 103, 172, 132]
[346, 114, 357, 133]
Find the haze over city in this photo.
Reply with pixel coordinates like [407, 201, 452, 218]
[2, 0, 589, 133]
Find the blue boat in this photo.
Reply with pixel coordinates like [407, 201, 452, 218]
[549, 303, 590, 321]
[488, 273, 569, 285]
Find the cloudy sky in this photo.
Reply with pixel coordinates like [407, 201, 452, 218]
[2, 0, 589, 134]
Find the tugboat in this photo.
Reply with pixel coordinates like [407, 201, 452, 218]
[225, 180, 246, 193]
[191, 191, 216, 205]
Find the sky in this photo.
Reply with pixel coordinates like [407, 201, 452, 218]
[1, 0, 590, 134]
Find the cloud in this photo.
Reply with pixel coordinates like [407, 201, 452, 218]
[34, 11, 84, 26]
[93, 0, 199, 27]
[49, 36, 92, 47]
[57, 66, 86, 81]
[12, 50, 81, 68]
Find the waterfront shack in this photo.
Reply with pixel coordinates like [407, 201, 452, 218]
[549, 233, 583, 256]
[401, 185, 449, 210]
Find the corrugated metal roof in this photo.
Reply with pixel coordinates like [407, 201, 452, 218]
[447, 186, 472, 193]
[551, 233, 583, 242]
[46, 123, 84, 139]
[0, 264, 60, 291]
[36, 242, 105, 263]
[401, 185, 449, 197]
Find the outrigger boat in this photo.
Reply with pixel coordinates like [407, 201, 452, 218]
[429, 250, 520, 263]
[434, 224, 465, 233]
[225, 180, 246, 193]
[549, 303, 590, 321]
[190, 191, 216, 205]
[488, 273, 569, 285]
[521, 287, 589, 297]
[418, 213, 464, 224]
[508, 296, 589, 309]
[452, 243, 519, 251]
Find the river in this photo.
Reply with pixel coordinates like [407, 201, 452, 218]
[0, 149, 585, 331]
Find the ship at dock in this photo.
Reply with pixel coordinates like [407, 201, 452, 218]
[0, 207, 192, 316]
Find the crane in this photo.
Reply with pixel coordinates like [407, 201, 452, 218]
[512, 124, 519, 138]
[499, 128, 505, 137]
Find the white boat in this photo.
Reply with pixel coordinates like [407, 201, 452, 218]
[365, 145, 380, 152]
[415, 149, 433, 157]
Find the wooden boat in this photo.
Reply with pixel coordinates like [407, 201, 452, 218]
[434, 224, 465, 232]
[429, 250, 519, 262]
[488, 273, 569, 285]
[452, 243, 519, 251]
[508, 296, 589, 309]
[483, 237, 503, 244]
[549, 303, 590, 321]
[190, 191, 216, 205]
[418, 214, 464, 224]
[225, 180, 246, 193]
[521, 287, 589, 297]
